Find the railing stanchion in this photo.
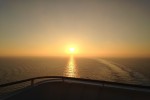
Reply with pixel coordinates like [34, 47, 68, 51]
[62, 77, 64, 83]
[31, 79, 34, 86]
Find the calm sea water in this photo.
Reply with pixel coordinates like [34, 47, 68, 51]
[0, 57, 150, 86]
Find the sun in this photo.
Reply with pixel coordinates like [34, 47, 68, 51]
[69, 48, 75, 53]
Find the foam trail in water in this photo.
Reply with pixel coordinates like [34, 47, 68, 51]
[108, 59, 150, 85]
[97, 59, 149, 85]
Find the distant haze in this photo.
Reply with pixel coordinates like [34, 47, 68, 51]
[0, 0, 150, 57]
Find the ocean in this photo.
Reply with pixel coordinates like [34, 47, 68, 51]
[0, 57, 150, 94]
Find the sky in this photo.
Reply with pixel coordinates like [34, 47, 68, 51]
[0, 0, 150, 57]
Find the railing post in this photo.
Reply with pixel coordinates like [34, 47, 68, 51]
[62, 77, 64, 83]
[31, 79, 34, 86]
[102, 83, 105, 87]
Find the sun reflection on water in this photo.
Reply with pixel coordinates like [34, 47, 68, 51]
[64, 55, 78, 77]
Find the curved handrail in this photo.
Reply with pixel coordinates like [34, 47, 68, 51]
[0, 76, 63, 88]
[0, 76, 150, 90]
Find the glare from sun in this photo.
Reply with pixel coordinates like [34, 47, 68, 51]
[69, 48, 75, 53]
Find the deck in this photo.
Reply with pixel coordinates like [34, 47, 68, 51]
[1, 78, 150, 100]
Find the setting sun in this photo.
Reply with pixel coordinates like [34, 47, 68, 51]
[69, 48, 75, 53]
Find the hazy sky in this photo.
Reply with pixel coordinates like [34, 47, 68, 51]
[0, 0, 150, 57]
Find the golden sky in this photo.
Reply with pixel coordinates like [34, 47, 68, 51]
[0, 0, 150, 57]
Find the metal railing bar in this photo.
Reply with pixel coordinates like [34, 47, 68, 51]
[0, 76, 150, 90]
[0, 76, 63, 87]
